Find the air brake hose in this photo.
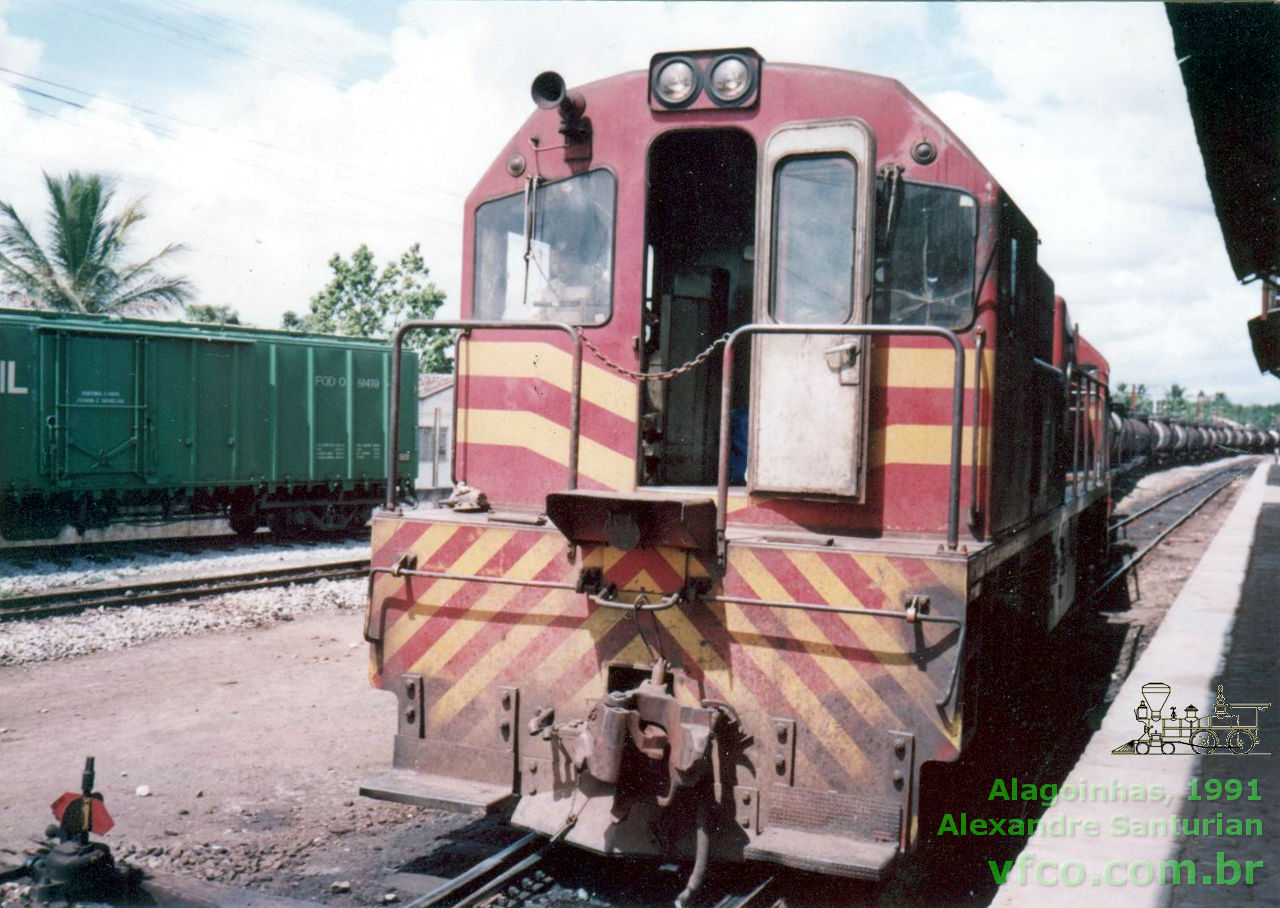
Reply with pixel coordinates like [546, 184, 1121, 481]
[674, 793, 711, 908]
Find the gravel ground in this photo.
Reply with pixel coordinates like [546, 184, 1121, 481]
[0, 578, 365, 666]
[0, 538, 367, 598]
[0, 609, 462, 908]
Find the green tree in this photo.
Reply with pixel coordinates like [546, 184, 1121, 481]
[0, 172, 192, 314]
[184, 303, 241, 325]
[1113, 381, 1152, 414]
[284, 243, 451, 373]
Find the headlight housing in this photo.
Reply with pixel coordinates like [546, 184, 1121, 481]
[649, 49, 762, 111]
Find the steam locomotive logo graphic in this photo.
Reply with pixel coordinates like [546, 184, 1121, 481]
[1113, 683, 1271, 756]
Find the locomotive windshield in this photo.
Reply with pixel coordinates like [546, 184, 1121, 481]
[872, 182, 977, 328]
[473, 169, 615, 325]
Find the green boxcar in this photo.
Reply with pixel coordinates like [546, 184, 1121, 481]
[0, 308, 418, 540]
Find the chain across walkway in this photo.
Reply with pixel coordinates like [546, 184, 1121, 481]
[579, 331, 730, 382]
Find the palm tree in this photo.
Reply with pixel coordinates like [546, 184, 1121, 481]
[0, 172, 193, 314]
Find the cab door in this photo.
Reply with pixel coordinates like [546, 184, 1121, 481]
[749, 119, 876, 497]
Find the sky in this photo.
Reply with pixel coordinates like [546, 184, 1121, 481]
[0, 1, 1274, 405]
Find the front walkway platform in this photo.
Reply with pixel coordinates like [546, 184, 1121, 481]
[991, 461, 1279, 907]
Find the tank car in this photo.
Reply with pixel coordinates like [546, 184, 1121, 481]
[1106, 401, 1280, 467]
[0, 308, 418, 540]
[362, 50, 1113, 892]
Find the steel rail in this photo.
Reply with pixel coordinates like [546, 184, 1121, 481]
[1088, 470, 1241, 605]
[451, 849, 550, 908]
[1, 559, 370, 622]
[1110, 465, 1245, 531]
[385, 320, 582, 511]
[402, 832, 542, 908]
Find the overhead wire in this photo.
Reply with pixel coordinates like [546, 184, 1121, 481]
[47, 0, 344, 90]
[0, 64, 465, 201]
[0, 74, 464, 231]
[155, 0, 391, 86]
[1, 1, 468, 293]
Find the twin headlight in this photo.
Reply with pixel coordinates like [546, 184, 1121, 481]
[649, 49, 761, 111]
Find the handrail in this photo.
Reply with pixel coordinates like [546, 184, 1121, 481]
[1080, 370, 1110, 485]
[385, 320, 582, 510]
[1064, 363, 1110, 498]
[969, 327, 985, 530]
[715, 324, 966, 556]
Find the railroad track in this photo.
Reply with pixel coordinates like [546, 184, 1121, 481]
[0, 558, 369, 622]
[1093, 462, 1252, 604]
[2, 531, 364, 562]
[402, 834, 782, 908]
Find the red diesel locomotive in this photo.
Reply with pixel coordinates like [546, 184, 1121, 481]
[361, 49, 1112, 897]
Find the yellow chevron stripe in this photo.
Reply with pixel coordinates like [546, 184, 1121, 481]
[457, 408, 634, 488]
[372, 522, 463, 605]
[872, 346, 994, 390]
[850, 553, 965, 603]
[527, 603, 627, 705]
[461, 340, 637, 421]
[785, 552, 933, 727]
[461, 342, 986, 402]
[659, 546, 686, 578]
[654, 606, 796, 746]
[424, 590, 580, 730]
[728, 549, 876, 783]
[798, 552, 961, 743]
[383, 528, 516, 653]
[417, 536, 574, 728]
[549, 597, 824, 783]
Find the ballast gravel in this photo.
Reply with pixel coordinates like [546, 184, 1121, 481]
[0, 577, 364, 666]
[0, 538, 367, 597]
[1113, 453, 1260, 513]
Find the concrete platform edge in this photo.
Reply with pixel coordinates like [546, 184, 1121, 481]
[990, 462, 1272, 907]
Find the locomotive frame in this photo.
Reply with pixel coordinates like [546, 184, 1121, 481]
[362, 48, 1169, 895]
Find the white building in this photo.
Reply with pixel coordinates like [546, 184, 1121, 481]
[417, 374, 454, 496]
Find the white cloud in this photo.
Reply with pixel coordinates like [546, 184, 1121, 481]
[928, 3, 1271, 403]
[0, 6, 41, 73]
[0, 2, 1274, 404]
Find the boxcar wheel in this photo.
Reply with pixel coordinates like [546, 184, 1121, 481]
[229, 513, 258, 537]
[228, 501, 260, 538]
[269, 509, 302, 539]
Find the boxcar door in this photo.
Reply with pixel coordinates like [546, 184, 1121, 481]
[749, 119, 876, 497]
[47, 331, 151, 484]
